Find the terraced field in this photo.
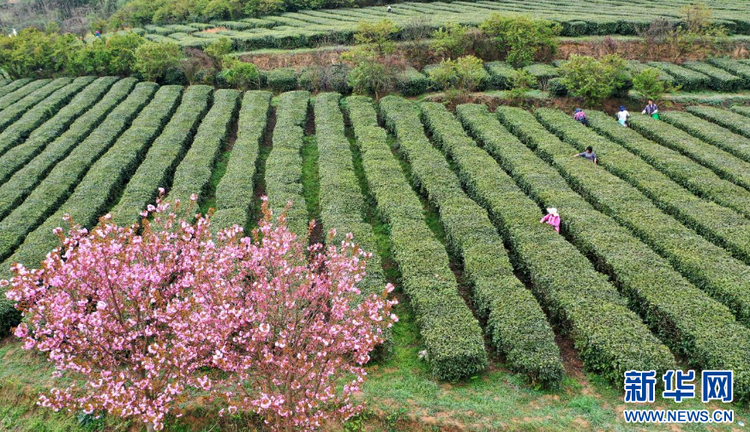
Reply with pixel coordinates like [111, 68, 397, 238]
[2, 76, 750, 409]
[100, 0, 750, 52]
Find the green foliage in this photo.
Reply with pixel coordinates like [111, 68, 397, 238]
[0, 28, 79, 79]
[220, 58, 261, 90]
[632, 67, 672, 101]
[479, 14, 560, 68]
[428, 55, 488, 94]
[345, 50, 400, 99]
[266, 67, 298, 92]
[559, 54, 628, 104]
[649, 62, 710, 91]
[507, 69, 537, 101]
[298, 64, 351, 93]
[134, 41, 183, 82]
[68, 33, 146, 76]
[681, 61, 743, 91]
[483, 61, 515, 90]
[354, 19, 399, 56]
[0, 78, 72, 137]
[396, 67, 430, 97]
[345, 96, 487, 381]
[204, 37, 233, 66]
[431, 22, 473, 60]
[547, 77, 568, 97]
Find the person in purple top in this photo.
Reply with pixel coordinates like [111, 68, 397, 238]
[642, 99, 659, 119]
[573, 146, 598, 164]
[573, 108, 588, 126]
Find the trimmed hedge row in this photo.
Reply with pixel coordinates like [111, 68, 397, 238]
[0, 79, 31, 99]
[588, 110, 750, 220]
[397, 67, 430, 97]
[213, 91, 272, 230]
[535, 109, 750, 325]
[626, 61, 675, 86]
[265, 91, 310, 242]
[345, 95, 488, 382]
[732, 105, 750, 118]
[686, 105, 750, 141]
[482, 105, 750, 400]
[681, 61, 744, 92]
[0, 78, 72, 133]
[522, 63, 558, 89]
[169, 89, 240, 210]
[392, 99, 565, 385]
[0, 77, 118, 185]
[265, 68, 298, 92]
[0, 77, 95, 158]
[0, 84, 180, 336]
[484, 61, 515, 90]
[660, 111, 750, 166]
[449, 103, 675, 386]
[708, 58, 750, 85]
[0, 79, 140, 222]
[649, 62, 710, 91]
[314, 93, 391, 357]
[110, 85, 214, 226]
[629, 114, 750, 192]
[0, 79, 50, 110]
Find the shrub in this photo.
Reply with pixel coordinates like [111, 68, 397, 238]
[396, 67, 430, 96]
[681, 61, 743, 91]
[648, 62, 710, 91]
[484, 61, 515, 90]
[479, 14, 560, 67]
[67, 33, 145, 76]
[298, 64, 351, 93]
[521, 63, 558, 90]
[0, 28, 78, 78]
[220, 58, 260, 90]
[134, 41, 183, 82]
[431, 22, 474, 60]
[428, 55, 488, 100]
[266, 67, 297, 92]
[632, 67, 672, 101]
[547, 77, 568, 96]
[559, 54, 629, 103]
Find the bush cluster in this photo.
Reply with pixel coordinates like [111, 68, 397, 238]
[213, 91, 272, 231]
[630, 111, 750, 191]
[0, 84, 180, 335]
[345, 96, 487, 381]
[110, 85, 214, 225]
[536, 109, 750, 326]
[484, 105, 750, 401]
[264, 91, 310, 242]
[0, 77, 121, 186]
[452, 104, 674, 386]
[403, 99, 565, 386]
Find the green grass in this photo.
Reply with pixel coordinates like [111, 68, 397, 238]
[301, 135, 321, 244]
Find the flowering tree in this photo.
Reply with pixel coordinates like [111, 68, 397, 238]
[4, 195, 396, 432]
[208, 199, 397, 431]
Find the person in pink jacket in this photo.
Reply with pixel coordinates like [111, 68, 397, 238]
[540, 207, 560, 233]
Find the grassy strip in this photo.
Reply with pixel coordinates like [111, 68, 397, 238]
[168, 89, 240, 213]
[681, 61, 744, 91]
[518, 108, 750, 328]
[686, 105, 750, 141]
[0, 77, 96, 158]
[648, 62, 710, 91]
[629, 114, 750, 191]
[730, 105, 750, 118]
[0, 77, 120, 186]
[0, 78, 72, 133]
[432, 100, 675, 387]
[383, 97, 564, 386]
[0, 79, 140, 223]
[109, 85, 213, 226]
[0, 79, 31, 99]
[589, 111, 750, 219]
[468, 104, 750, 402]
[212, 91, 272, 231]
[0, 79, 49, 110]
[0, 84, 181, 336]
[264, 91, 310, 243]
[345, 96, 487, 382]
[315, 93, 392, 356]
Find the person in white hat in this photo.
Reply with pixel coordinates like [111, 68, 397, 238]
[540, 207, 560, 233]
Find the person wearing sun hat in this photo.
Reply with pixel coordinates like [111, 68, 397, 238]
[540, 207, 561, 233]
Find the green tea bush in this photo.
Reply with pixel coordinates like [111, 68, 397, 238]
[266, 67, 298, 92]
[682, 61, 744, 91]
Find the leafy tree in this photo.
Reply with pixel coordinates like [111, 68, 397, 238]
[134, 41, 183, 82]
[428, 55, 488, 104]
[5, 197, 396, 432]
[68, 33, 145, 76]
[353, 19, 399, 56]
[220, 57, 261, 90]
[632, 67, 676, 102]
[559, 54, 629, 104]
[479, 14, 560, 67]
[506, 69, 537, 102]
[431, 22, 473, 60]
[204, 37, 233, 68]
[0, 28, 78, 78]
[344, 19, 403, 99]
